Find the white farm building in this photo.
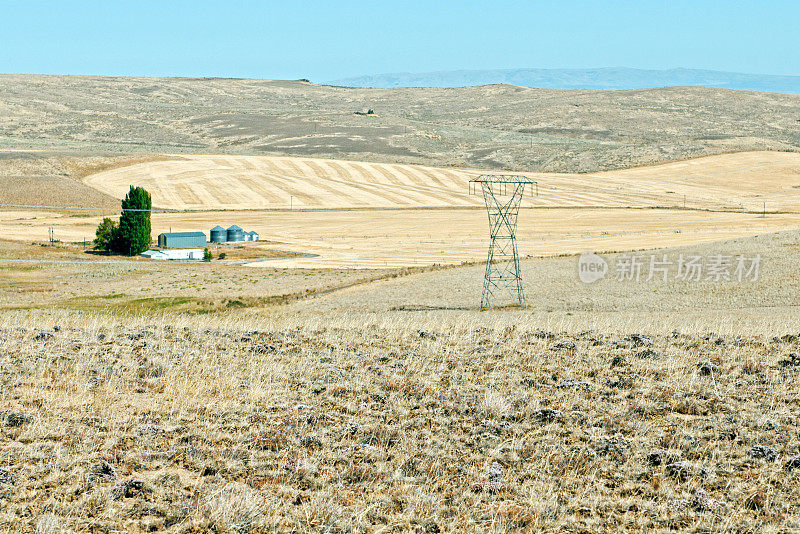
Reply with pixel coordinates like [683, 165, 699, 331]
[141, 249, 203, 260]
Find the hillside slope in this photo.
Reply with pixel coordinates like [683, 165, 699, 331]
[84, 151, 800, 212]
[0, 75, 798, 172]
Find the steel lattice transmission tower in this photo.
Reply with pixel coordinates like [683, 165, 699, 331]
[470, 175, 538, 309]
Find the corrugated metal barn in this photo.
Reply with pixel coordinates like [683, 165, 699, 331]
[157, 231, 207, 248]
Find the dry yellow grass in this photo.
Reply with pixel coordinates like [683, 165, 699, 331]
[1, 215, 799, 532]
[84, 151, 800, 211]
[4, 79, 800, 533]
[1, 310, 799, 532]
[5, 207, 800, 269]
[0, 151, 793, 268]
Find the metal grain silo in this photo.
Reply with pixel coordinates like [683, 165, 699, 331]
[210, 225, 227, 243]
[226, 224, 244, 242]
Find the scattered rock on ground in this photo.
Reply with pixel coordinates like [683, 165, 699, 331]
[647, 449, 682, 466]
[637, 349, 661, 359]
[784, 456, 800, 470]
[1, 411, 34, 427]
[557, 378, 595, 391]
[665, 461, 696, 481]
[92, 461, 117, 481]
[550, 341, 576, 352]
[111, 478, 144, 500]
[533, 408, 562, 422]
[690, 489, 725, 511]
[697, 361, 719, 376]
[748, 445, 778, 462]
[483, 461, 504, 493]
[610, 355, 626, 367]
[0, 468, 15, 486]
[628, 334, 653, 347]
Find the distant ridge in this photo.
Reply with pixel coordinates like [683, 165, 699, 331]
[327, 67, 800, 94]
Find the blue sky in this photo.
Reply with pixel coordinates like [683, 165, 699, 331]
[1, 1, 798, 80]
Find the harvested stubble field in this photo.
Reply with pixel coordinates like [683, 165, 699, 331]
[82, 151, 800, 212]
[1, 312, 800, 532]
[6, 151, 800, 268]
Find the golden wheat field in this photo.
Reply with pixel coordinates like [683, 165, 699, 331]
[84, 151, 800, 212]
[2, 150, 799, 268]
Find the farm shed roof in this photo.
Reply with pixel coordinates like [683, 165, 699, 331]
[158, 232, 206, 237]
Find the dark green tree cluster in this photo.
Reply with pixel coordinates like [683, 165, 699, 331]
[94, 186, 152, 255]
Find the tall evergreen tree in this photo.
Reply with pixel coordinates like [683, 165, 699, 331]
[117, 186, 152, 255]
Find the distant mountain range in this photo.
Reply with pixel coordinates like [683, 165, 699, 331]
[326, 67, 800, 94]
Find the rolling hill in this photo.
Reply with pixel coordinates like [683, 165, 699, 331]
[84, 151, 800, 212]
[0, 75, 798, 173]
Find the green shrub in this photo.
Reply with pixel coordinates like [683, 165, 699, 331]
[93, 217, 119, 252]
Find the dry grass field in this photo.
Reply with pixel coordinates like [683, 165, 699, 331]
[2, 198, 800, 533]
[1, 305, 800, 532]
[3, 75, 800, 532]
[2, 227, 800, 531]
[0, 240, 407, 314]
[3, 150, 798, 267]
